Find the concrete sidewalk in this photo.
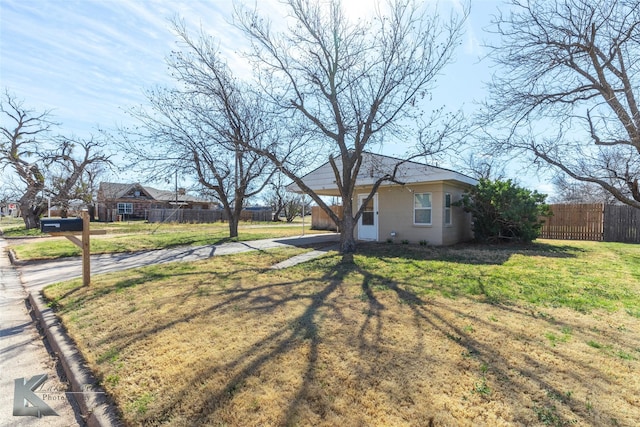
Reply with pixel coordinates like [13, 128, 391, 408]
[0, 239, 83, 426]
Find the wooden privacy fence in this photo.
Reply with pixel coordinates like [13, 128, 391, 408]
[539, 203, 640, 243]
[540, 204, 604, 241]
[604, 204, 640, 243]
[147, 208, 272, 224]
[311, 205, 343, 231]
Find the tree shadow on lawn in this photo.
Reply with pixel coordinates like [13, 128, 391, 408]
[46, 246, 294, 308]
[119, 262, 351, 425]
[51, 249, 637, 426]
[353, 263, 638, 426]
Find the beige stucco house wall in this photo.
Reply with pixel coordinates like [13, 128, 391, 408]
[288, 152, 477, 246]
[355, 181, 473, 245]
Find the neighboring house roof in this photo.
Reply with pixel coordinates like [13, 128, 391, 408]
[144, 187, 210, 203]
[98, 182, 210, 203]
[286, 152, 478, 195]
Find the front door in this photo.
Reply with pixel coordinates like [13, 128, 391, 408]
[358, 193, 378, 241]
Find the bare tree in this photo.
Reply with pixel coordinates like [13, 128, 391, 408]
[122, 21, 277, 238]
[482, 0, 640, 208]
[264, 172, 305, 222]
[1, 91, 113, 228]
[47, 137, 112, 217]
[230, 0, 467, 252]
[551, 175, 619, 204]
[1, 91, 55, 229]
[81, 162, 109, 220]
[456, 152, 507, 181]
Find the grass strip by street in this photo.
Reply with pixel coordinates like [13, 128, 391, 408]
[0, 216, 25, 233]
[7, 221, 326, 261]
[43, 240, 640, 426]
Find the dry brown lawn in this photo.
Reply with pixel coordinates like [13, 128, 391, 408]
[44, 241, 640, 426]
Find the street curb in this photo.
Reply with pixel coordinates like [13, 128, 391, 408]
[8, 248, 25, 266]
[27, 292, 122, 427]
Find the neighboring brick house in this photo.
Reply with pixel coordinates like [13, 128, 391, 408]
[97, 182, 211, 222]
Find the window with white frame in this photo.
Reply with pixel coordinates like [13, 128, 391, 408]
[414, 193, 432, 225]
[444, 193, 452, 225]
[117, 202, 133, 215]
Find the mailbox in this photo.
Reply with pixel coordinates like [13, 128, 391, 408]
[41, 218, 84, 233]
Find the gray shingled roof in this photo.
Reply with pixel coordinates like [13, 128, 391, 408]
[98, 182, 210, 203]
[286, 152, 477, 195]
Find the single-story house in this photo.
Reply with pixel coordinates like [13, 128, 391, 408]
[287, 152, 478, 245]
[97, 182, 212, 222]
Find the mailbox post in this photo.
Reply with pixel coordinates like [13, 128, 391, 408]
[40, 210, 105, 286]
[81, 212, 90, 286]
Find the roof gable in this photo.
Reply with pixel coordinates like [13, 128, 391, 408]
[99, 182, 152, 199]
[98, 182, 210, 203]
[286, 152, 477, 194]
[147, 187, 208, 203]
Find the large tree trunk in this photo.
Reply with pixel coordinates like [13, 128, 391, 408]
[228, 215, 239, 239]
[340, 217, 357, 253]
[229, 202, 244, 239]
[20, 202, 39, 230]
[19, 190, 43, 229]
[339, 199, 357, 254]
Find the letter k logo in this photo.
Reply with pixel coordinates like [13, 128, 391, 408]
[13, 374, 59, 417]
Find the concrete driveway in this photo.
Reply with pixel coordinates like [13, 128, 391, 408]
[18, 233, 340, 292]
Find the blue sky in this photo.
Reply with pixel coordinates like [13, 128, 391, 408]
[0, 0, 555, 195]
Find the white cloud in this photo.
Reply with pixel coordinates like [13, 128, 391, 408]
[0, 0, 253, 135]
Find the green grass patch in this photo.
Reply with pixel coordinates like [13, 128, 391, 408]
[349, 240, 640, 313]
[545, 326, 572, 347]
[0, 216, 28, 233]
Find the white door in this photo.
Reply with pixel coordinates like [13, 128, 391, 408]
[358, 193, 378, 241]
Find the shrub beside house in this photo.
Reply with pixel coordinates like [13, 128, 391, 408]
[456, 178, 552, 243]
